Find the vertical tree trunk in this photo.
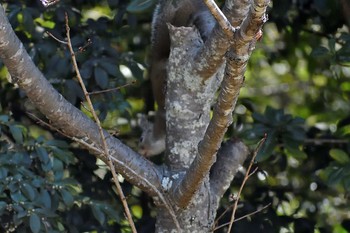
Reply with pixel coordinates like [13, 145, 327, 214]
[154, 25, 222, 232]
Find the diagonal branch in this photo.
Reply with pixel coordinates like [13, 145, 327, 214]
[203, 0, 234, 37]
[172, 0, 270, 209]
[192, 0, 259, 81]
[0, 3, 162, 198]
[64, 14, 136, 232]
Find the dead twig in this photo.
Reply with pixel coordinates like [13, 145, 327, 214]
[213, 167, 258, 227]
[45, 13, 180, 232]
[46, 31, 67, 44]
[226, 134, 267, 233]
[214, 203, 271, 231]
[89, 80, 137, 95]
[64, 13, 137, 233]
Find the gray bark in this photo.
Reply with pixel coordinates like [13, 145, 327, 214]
[0, 0, 269, 231]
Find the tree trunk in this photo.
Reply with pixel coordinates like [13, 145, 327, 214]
[0, 0, 269, 231]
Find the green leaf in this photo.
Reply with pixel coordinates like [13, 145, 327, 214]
[94, 66, 109, 89]
[41, 160, 53, 172]
[0, 167, 8, 179]
[91, 204, 106, 225]
[249, 124, 269, 138]
[328, 38, 336, 54]
[11, 191, 25, 202]
[127, 0, 155, 13]
[36, 147, 50, 164]
[101, 205, 120, 221]
[46, 139, 69, 148]
[285, 146, 307, 160]
[30, 213, 41, 233]
[52, 158, 63, 172]
[99, 61, 117, 76]
[343, 177, 350, 192]
[38, 190, 51, 209]
[329, 149, 350, 164]
[131, 205, 143, 219]
[256, 131, 277, 161]
[21, 183, 36, 201]
[9, 125, 23, 144]
[60, 189, 74, 207]
[265, 107, 283, 123]
[327, 167, 344, 185]
[0, 115, 9, 123]
[311, 46, 330, 57]
[0, 201, 7, 214]
[22, 9, 35, 34]
[51, 147, 75, 164]
[252, 112, 268, 124]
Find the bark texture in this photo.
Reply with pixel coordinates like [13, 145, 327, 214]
[0, 0, 269, 231]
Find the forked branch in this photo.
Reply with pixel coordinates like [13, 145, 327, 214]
[172, 0, 270, 209]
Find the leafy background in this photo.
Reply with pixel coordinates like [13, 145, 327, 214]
[0, 0, 349, 232]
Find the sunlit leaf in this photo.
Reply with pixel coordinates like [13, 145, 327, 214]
[329, 149, 350, 164]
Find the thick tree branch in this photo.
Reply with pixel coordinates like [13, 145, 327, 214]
[0, 4, 162, 197]
[209, 139, 249, 205]
[223, 0, 252, 27]
[172, 0, 269, 209]
[192, 20, 233, 81]
[192, 0, 253, 81]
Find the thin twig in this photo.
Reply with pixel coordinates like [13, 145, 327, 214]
[26, 112, 72, 139]
[44, 14, 180, 232]
[64, 13, 137, 233]
[89, 80, 137, 95]
[214, 203, 271, 231]
[78, 38, 92, 53]
[226, 135, 267, 233]
[203, 0, 235, 37]
[213, 167, 258, 227]
[247, 167, 258, 179]
[29, 116, 179, 229]
[46, 31, 67, 44]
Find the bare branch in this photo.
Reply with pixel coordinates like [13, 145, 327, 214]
[45, 31, 67, 44]
[214, 203, 271, 231]
[173, 0, 269, 209]
[203, 0, 234, 37]
[209, 138, 249, 204]
[192, 0, 252, 81]
[0, 3, 161, 199]
[64, 14, 137, 232]
[227, 136, 266, 232]
[89, 80, 136, 95]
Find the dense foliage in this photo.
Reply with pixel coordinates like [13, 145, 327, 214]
[0, 0, 349, 232]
